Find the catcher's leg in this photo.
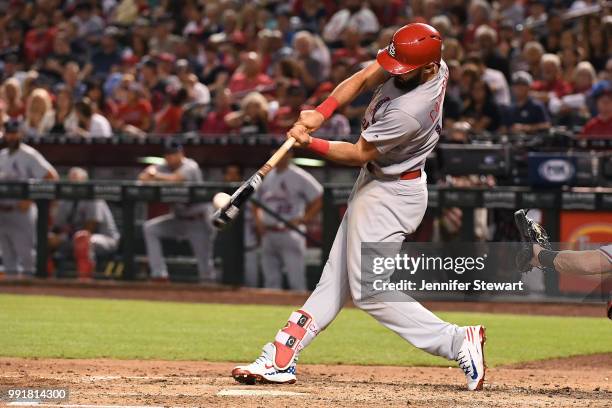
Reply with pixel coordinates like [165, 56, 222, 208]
[232, 214, 351, 384]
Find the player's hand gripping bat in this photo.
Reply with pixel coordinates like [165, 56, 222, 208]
[212, 137, 296, 229]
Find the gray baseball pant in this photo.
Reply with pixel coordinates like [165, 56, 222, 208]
[301, 169, 465, 360]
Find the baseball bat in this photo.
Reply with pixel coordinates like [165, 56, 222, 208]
[212, 137, 296, 229]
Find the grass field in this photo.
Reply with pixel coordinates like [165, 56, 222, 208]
[1, 294, 611, 367]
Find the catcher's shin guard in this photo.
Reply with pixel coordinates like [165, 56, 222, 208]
[273, 310, 318, 370]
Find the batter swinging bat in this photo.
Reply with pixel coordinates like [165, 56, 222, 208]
[212, 137, 296, 229]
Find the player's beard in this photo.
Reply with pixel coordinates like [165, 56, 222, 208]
[393, 69, 424, 92]
[6, 139, 20, 152]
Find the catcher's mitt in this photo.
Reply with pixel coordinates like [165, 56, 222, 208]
[514, 209, 552, 272]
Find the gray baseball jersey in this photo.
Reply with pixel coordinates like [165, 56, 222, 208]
[0, 143, 55, 273]
[54, 199, 120, 241]
[0, 144, 55, 205]
[256, 164, 323, 227]
[156, 158, 208, 217]
[144, 157, 216, 281]
[256, 164, 322, 290]
[362, 60, 448, 178]
[281, 60, 468, 361]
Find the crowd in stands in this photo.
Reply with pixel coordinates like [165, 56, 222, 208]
[0, 0, 610, 141]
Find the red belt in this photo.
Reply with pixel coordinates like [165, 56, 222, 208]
[399, 169, 422, 180]
[265, 226, 288, 232]
[0, 204, 15, 212]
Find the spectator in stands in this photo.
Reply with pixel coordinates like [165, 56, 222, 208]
[331, 26, 370, 69]
[49, 167, 120, 279]
[71, 2, 105, 39]
[1, 78, 25, 119]
[181, 72, 211, 107]
[23, 88, 55, 137]
[201, 89, 233, 135]
[550, 61, 596, 127]
[0, 119, 58, 276]
[88, 26, 121, 76]
[139, 141, 216, 282]
[50, 85, 78, 135]
[84, 79, 116, 117]
[460, 79, 501, 132]
[519, 41, 544, 79]
[149, 14, 182, 55]
[475, 25, 511, 82]
[273, 84, 308, 133]
[531, 53, 572, 104]
[465, 54, 511, 107]
[583, 15, 609, 71]
[462, 0, 492, 50]
[322, 0, 380, 43]
[296, 0, 327, 33]
[225, 91, 270, 135]
[23, 12, 55, 65]
[154, 88, 188, 134]
[292, 31, 326, 91]
[582, 83, 612, 138]
[140, 58, 167, 112]
[498, 0, 524, 27]
[503, 71, 550, 134]
[73, 98, 112, 138]
[113, 82, 152, 135]
[228, 52, 274, 96]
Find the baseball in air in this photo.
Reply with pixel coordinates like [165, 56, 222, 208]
[213, 192, 231, 209]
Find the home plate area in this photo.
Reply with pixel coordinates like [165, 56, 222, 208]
[1, 357, 611, 408]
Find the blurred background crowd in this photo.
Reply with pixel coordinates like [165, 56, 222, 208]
[0, 0, 610, 140]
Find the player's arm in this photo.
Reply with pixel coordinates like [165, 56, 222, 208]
[138, 166, 185, 182]
[301, 136, 380, 167]
[532, 245, 612, 275]
[293, 61, 388, 133]
[294, 195, 323, 226]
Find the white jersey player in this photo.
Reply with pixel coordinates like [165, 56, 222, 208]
[254, 150, 323, 290]
[0, 120, 58, 275]
[232, 24, 487, 391]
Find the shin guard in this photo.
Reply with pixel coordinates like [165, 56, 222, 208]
[272, 310, 318, 370]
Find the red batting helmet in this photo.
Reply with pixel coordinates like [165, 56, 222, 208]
[377, 23, 443, 75]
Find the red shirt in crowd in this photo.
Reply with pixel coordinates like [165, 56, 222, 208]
[531, 78, 573, 98]
[116, 99, 153, 130]
[201, 110, 231, 134]
[154, 105, 183, 134]
[582, 116, 612, 138]
[228, 72, 274, 95]
[332, 47, 370, 67]
[24, 27, 56, 64]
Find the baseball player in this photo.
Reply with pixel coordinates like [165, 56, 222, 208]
[49, 167, 120, 278]
[254, 150, 323, 290]
[0, 119, 59, 275]
[232, 24, 486, 391]
[139, 141, 216, 282]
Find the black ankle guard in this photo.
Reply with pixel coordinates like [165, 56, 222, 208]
[538, 249, 558, 268]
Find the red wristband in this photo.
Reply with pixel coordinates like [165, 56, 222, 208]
[308, 137, 330, 156]
[315, 96, 339, 120]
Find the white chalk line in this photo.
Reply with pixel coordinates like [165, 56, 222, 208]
[7, 404, 166, 408]
[217, 388, 308, 397]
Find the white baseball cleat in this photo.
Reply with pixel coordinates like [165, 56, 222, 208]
[231, 343, 297, 385]
[455, 325, 486, 391]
